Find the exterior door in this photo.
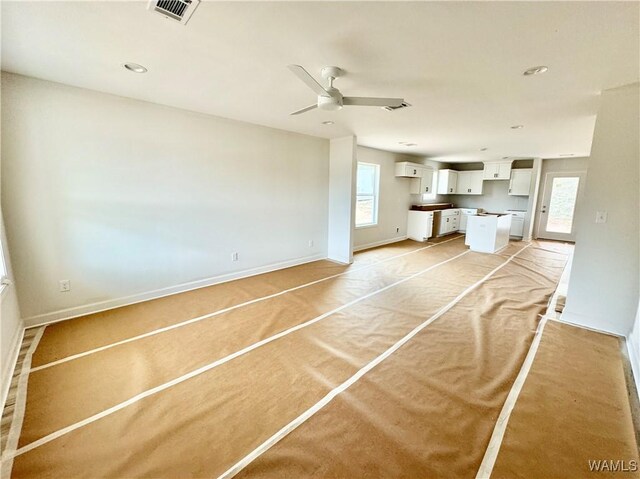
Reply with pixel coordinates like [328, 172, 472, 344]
[537, 171, 586, 241]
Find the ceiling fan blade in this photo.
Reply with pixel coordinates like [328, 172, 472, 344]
[343, 97, 404, 107]
[287, 65, 329, 97]
[290, 104, 318, 116]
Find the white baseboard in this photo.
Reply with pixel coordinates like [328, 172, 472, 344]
[23, 253, 326, 328]
[1, 324, 24, 413]
[354, 236, 408, 252]
[558, 311, 626, 337]
[627, 337, 640, 401]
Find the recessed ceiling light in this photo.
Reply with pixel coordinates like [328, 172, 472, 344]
[123, 63, 148, 73]
[480, 147, 488, 151]
[559, 153, 575, 157]
[510, 125, 524, 129]
[403, 143, 417, 147]
[523, 66, 548, 76]
[502, 156, 510, 159]
[321, 121, 334, 125]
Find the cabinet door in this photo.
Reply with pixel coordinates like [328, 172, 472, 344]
[497, 162, 512, 180]
[447, 171, 458, 194]
[397, 162, 422, 178]
[483, 163, 499, 180]
[421, 168, 434, 194]
[436, 170, 449, 194]
[406, 165, 421, 177]
[469, 171, 484, 194]
[455, 172, 469, 194]
[483, 162, 512, 180]
[510, 218, 524, 236]
[508, 169, 532, 196]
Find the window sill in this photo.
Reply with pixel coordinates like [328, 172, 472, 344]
[355, 224, 379, 230]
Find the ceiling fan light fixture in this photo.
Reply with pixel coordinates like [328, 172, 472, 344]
[318, 95, 343, 111]
[523, 65, 549, 76]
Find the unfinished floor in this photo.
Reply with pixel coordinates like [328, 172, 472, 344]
[1, 236, 638, 478]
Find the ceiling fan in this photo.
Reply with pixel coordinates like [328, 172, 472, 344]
[287, 65, 405, 115]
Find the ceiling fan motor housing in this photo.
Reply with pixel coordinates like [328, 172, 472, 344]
[318, 88, 343, 111]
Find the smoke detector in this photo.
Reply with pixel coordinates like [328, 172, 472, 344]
[148, 0, 200, 25]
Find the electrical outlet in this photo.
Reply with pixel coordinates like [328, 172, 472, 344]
[231, 252, 239, 262]
[59, 280, 71, 292]
[308, 240, 314, 248]
[396, 227, 400, 233]
[595, 211, 608, 224]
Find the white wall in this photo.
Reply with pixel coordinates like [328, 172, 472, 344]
[1, 214, 23, 410]
[353, 147, 413, 250]
[532, 157, 589, 237]
[629, 300, 640, 396]
[328, 136, 357, 263]
[1, 73, 330, 323]
[522, 158, 542, 241]
[564, 83, 639, 336]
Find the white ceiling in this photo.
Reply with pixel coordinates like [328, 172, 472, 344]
[2, 1, 638, 162]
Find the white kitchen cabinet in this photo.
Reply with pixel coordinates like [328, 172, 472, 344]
[437, 169, 458, 194]
[395, 161, 423, 178]
[507, 210, 526, 237]
[508, 169, 532, 196]
[407, 211, 434, 241]
[409, 167, 435, 195]
[455, 170, 484, 195]
[436, 209, 460, 236]
[483, 161, 512, 180]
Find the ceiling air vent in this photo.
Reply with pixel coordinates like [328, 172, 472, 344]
[383, 102, 412, 112]
[148, 0, 200, 25]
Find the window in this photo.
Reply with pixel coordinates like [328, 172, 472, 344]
[355, 162, 380, 227]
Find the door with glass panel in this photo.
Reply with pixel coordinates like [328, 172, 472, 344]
[537, 172, 586, 241]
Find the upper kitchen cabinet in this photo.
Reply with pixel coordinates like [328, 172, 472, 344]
[409, 167, 435, 195]
[508, 168, 533, 196]
[395, 161, 423, 178]
[437, 169, 458, 194]
[455, 170, 484, 195]
[483, 160, 513, 180]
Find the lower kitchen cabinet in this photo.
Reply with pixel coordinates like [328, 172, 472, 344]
[435, 209, 460, 236]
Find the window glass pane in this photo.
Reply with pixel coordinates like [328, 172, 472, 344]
[355, 163, 379, 227]
[357, 164, 376, 196]
[546, 177, 580, 233]
[356, 197, 374, 225]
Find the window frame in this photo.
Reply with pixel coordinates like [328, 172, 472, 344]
[355, 161, 381, 228]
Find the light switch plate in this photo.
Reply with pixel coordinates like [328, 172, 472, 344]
[595, 211, 607, 223]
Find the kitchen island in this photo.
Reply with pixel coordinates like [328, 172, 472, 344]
[465, 213, 513, 253]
